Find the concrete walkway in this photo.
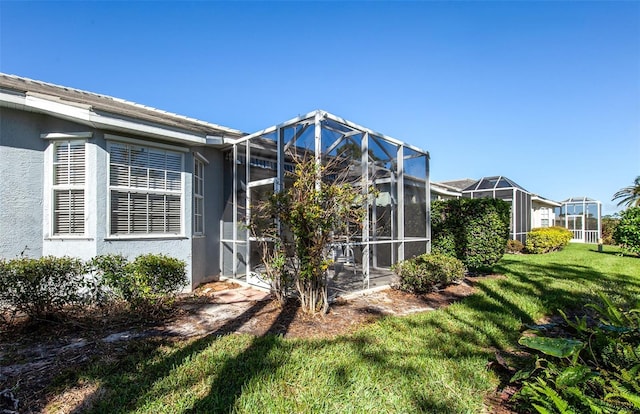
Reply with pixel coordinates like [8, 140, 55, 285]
[212, 286, 271, 305]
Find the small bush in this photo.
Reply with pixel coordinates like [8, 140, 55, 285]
[90, 254, 130, 303]
[601, 216, 619, 245]
[613, 207, 640, 255]
[393, 253, 466, 294]
[130, 254, 187, 298]
[93, 254, 187, 308]
[506, 239, 524, 254]
[525, 226, 572, 254]
[0, 256, 87, 320]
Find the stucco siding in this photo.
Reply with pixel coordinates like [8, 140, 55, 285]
[0, 108, 47, 258]
[0, 109, 203, 290]
[531, 201, 557, 229]
[190, 147, 224, 289]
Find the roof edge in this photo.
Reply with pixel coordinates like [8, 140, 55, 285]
[0, 73, 246, 139]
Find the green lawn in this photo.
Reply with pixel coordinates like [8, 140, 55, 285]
[57, 244, 640, 413]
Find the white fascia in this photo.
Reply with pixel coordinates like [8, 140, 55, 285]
[0, 90, 208, 146]
[531, 195, 562, 207]
[431, 186, 462, 198]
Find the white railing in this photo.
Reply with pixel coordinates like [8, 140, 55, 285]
[585, 230, 599, 244]
[570, 230, 599, 244]
[571, 230, 583, 241]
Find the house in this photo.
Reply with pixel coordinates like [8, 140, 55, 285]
[0, 74, 430, 291]
[430, 181, 463, 201]
[531, 195, 562, 229]
[554, 197, 602, 243]
[433, 176, 562, 243]
[0, 73, 245, 290]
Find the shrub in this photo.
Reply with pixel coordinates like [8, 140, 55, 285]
[0, 256, 87, 320]
[431, 199, 511, 270]
[525, 226, 572, 254]
[506, 239, 524, 254]
[393, 253, 466, 294]
[90, 254, 130, 302]
[601, 216, 619, 245]
[613, 207, 640, 255]
[92, 254, 187, 308]
[129, 254, 187, 298]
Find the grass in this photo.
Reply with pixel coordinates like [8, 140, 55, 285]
[49, 244, 640, 413]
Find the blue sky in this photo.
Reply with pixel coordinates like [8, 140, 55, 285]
[1, 1, 638, 215]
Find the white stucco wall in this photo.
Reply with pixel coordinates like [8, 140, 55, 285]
[531, 201, 557, 229]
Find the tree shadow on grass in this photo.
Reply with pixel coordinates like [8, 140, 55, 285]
[186, 299, 300, 412]
[591, 249, 639, 260]
[495, 258, 640, 306]
[77, 297, 290, 413]
[63, 251, 640, 413]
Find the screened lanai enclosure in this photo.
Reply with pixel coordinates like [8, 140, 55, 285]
[462, 176, 532, 243]
[220, 110, 430, 295]
[554, 197, 601, 244]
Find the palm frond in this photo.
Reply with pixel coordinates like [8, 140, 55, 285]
[612, 176, 640, 208]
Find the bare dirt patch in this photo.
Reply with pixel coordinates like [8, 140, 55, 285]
[1, 276, 516, 413]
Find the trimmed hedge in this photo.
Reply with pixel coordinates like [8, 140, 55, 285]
[393, 253, 466, 293]
[0, 254, 187, 322]
[524, 226, 572, 254]
[0, 256, 89, 319]
[431, 198, 511, 270]
[92, 253, 187, 308]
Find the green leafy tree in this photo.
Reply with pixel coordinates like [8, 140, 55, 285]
[612, 176, 640, 208]
[613, 206, 640, 255]
[601, 215, 620, 245]
[250, 159, 366, 314]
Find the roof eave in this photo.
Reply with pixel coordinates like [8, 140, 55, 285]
[531, 196, 562, 207]
[0, 89, 238, 146]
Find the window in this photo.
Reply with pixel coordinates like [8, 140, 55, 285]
[109, 142, 182, 235]
[540, 207, 550, 227]
[52, 141, 85, 235]
[193, 158, 204, 235]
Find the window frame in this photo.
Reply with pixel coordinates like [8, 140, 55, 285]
[106, 138, 186, 238]
[193, 156, 205, 236]
[540, 207, 550, 228]
[51, 140, 87, 236]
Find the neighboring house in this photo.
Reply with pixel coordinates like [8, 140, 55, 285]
[531, 195, 561, 229]
[437, 178, 476, 193]
[433, 176, 562, 243]
[0, 74, 430, 292]
[430, 181, 462, 201]
[461, 176, 533, 243]
[432, 176, 601, 244]
[555, 197, 602, 244]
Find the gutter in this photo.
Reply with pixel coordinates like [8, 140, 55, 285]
[0, 90, 238, 147]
